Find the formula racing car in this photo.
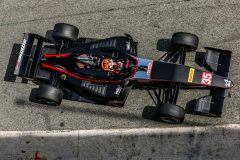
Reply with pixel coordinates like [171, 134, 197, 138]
[10, 23, 233, 123]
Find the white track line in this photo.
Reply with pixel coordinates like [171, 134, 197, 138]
[0, 124, 239, 137]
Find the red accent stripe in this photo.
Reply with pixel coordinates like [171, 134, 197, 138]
[41, 63, 122, 83]
[44, 53, 72, 58]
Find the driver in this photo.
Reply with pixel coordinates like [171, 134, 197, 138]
[101, 58, 124, 74]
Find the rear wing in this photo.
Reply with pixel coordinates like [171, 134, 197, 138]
[10, 33, 52, 83]
[14, 34, 44, 78]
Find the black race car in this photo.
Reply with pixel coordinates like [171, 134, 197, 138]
[10, 23, 233, 123]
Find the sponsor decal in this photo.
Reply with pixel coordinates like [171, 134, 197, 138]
[201, 72, 213, 85]
[126, 41, 131, 50]
[147, 62, 152, 77]
[188, 68, 195, 83]
[60, 74, 67, 80]
[224, 79, 231, 87]
[18, 38, 27, 63]
[115, 87, 122, 95]
[15, 38, 27, 70]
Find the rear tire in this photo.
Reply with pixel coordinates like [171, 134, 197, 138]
[35, 84, 63, 106]
[52, 23, 79, 42]
[158, 103, 185, 124]
[172, 32, 199, 51]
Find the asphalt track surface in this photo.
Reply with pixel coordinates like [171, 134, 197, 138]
[0, 0, 240, 131]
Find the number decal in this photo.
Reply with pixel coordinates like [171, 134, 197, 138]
[201, 72, 213, 85]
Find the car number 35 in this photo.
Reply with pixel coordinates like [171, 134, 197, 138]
[201, 72, 212, 85]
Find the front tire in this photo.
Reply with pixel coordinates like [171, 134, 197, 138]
[158, 103, 185, 124]
[172, 32, 199, 51]
[35, 84, 63, 106]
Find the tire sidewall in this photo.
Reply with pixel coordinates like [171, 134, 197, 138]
[36, 84, 63, 106]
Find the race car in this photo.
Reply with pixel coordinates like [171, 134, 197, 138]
[11, 23, 233, 123]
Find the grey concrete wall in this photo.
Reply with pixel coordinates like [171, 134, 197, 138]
[0, 124, 239, 160]
[0, 0, 239, 131]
